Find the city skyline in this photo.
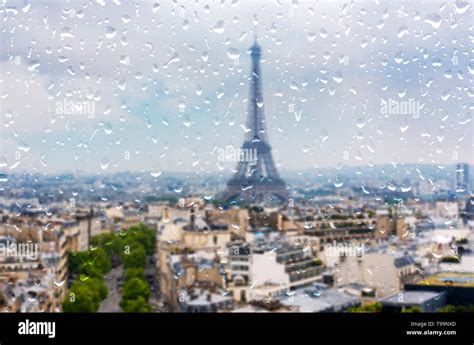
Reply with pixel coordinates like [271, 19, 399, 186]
[0, 1, 472, 174]
[2, 5, 474, 345]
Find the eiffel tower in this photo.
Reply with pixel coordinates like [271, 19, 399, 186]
[220, 39, 289, 204]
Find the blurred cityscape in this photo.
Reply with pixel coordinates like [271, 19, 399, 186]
[0, 1, 473, 315]
[0, 161, 473, 313]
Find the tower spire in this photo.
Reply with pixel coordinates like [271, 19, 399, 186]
[219, 40, 289, 205]
[248, 34, 266, 142]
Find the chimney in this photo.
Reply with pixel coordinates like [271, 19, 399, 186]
[190, 207, 195, 230]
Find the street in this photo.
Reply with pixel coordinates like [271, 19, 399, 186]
[99, 266, 123, 312]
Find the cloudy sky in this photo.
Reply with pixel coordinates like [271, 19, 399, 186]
[0, 0, 472, 175]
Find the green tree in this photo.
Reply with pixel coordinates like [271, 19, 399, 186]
[121, 278, 150, 301]
[439, 304, 474, 312]
[62, 285, 100, 312]
[70, 278, 107, 306]
[91, 233, 115, 248]
[68, 252, 89, 277]
[123, 224, 155, 256]
[402, 306, 422, 313]
[438, 305, 457, 313]
[120, 296, 152, 313]
[125, 268, 145, 282]
[455, 238, 468, 245]
[83, 278, 108, 301]
[91, 233, 123, 265]
[89, 247, 112, 274]
[68, 247, 111, 280]
[0, 291, 6, 307]
[439, 256, 460, 263]
[79, 262, 104, 280]
[349, 302, 383, 313]
[121, 243, 147, 269]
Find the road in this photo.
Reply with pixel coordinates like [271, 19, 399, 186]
[99, 255, 168, 312]
[99, 266, 123, 312]
[146, 255, 168, 312]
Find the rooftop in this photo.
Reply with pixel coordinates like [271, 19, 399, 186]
[278, 284, 360, 312]
[232, 305, 270, 313]
[179, 289, 233, 307]
[382, 291, 445, 306]
[417, 272, 474, 288]
[439, 255, 474, 274]
[394, 255, 416, 268]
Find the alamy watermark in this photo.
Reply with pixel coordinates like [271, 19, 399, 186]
[324, 241, 365, 257]
[55, 99, 95, 118]
[217, 145, 258, 163]
[0, 241, 39, 260]
[380, 98, 421, 117]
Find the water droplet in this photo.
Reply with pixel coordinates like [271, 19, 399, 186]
[165, 53, 180, 67]
[27, 60, 40, 72]
[424, 13, 442, 29]
[22, 3, 31, 12]
[60, 27, 74, 38]
[401, 185, 412, 193]
[227, 47, 240, 60]
[122, 15, 131, 24]
[105, 26, 117, 39]
[400, 119, 409, 133]
[53, 279, 65, 287]
[320, 28, 328, 39]
[182, 19, 190, 30]
[312, 287, 321, 297]
[241, 185, 253, 191]
[213, 20, 225, 34]
[387, 181, 397, 191]
[454, 1, 471, 14]
[18, 142, 30, 152]
[79, 274, 90, 282]
[432, 58, 443, 67]
[196, 85, 203, 96]
[119, 55, 130, 65]
[467, 62, 474, 75]
[103, 123, 112, 135]
[394, 51, 404, 64]
[332, 71, 343, 84]
[100, 158, 109, 170]
[146, 117, 152, 129]
[356, 117, 366, 129]
[398, 25, 409, 38]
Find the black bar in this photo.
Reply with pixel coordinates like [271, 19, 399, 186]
[0, 313, 473, 345]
